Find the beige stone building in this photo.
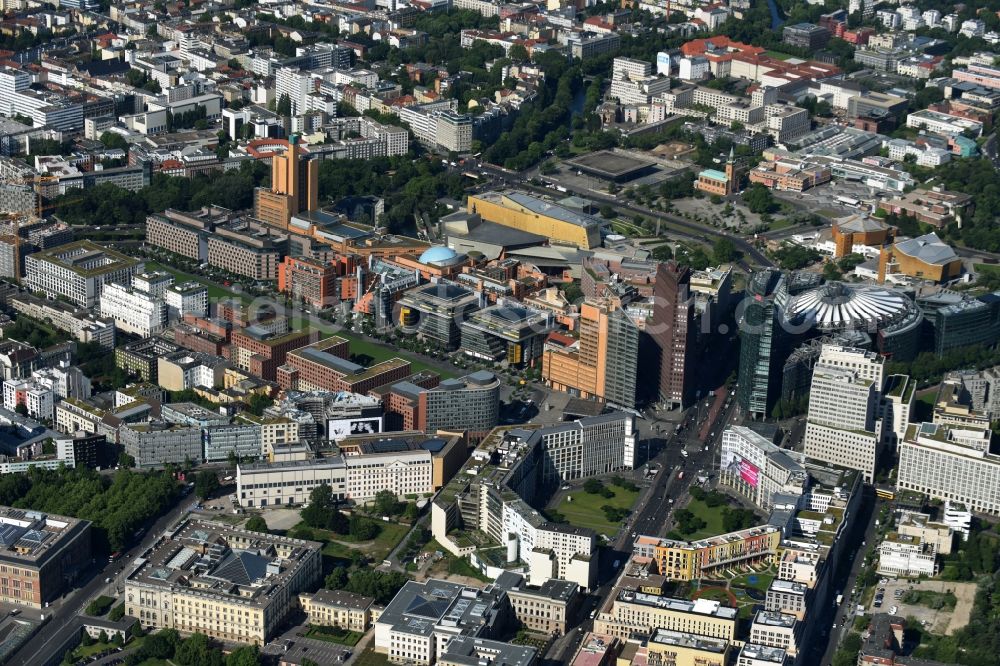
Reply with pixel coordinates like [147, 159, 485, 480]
[125, 519, 322, 644]
[298, 589, 377, 632]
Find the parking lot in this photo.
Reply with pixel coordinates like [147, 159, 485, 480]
[874, 579, 977, 636]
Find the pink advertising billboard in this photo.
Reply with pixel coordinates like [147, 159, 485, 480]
[738, 459, 760, 488]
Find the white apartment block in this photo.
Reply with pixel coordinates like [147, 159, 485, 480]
[749, 611, 799, 657]
[238, 433, 460, 507]
[679, 57, 710, 81]
[720, 426, 808, 511]
[906, 109, 983, 137]
[165, 282, 208, 321]
[24, 242, 142, 309]
[612, 57, 653, 80]
[99, 281, 167, 337]
[343, 447, 433, 500]
[960, 19, 985, 38]
[2, 378, 54, 420]
[877, 534, 938, 578]
[32, 361, 91, 400]
[609, 76, 672, 106]
[897, 422, 1000, 515]
[132, 271, 173, 299]
[275, 67, 316, 116]
[803, 346, 884, 482]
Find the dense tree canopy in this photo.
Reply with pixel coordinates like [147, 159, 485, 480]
[0, 467, 180, 552]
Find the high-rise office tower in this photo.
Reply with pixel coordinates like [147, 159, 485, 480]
[542, 299, 640, 409]
[737, 269, 791, 419]
[802, 345, 885, 481]
[652, 263, 695, 409]
[254, 134, 319, 230]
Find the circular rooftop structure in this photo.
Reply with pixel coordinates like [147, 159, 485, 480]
[419, 246, 460, 266]
[787, 282, 914, 332]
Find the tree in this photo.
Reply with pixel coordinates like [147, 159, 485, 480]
[194, 470, 219, 500]
[823, 262, 842, 281]
[98, 630, 109, 644]
[225, 644, 260, 666]
[244, 515, 268, 533]
[599, 204, 617, 219]
[100, 132, 129, 151]
[276, 93, 292, 117]
[349, 516, 381, 540]
[712, 237, 737, 264]
[81, 630, 94, 646]
[508, 44, 529, 61]
[652, 244, 673, 261]
[118, 452, 135, 469]
[176, 633, 215, 666]
[743, 183, 775, 214]
[14, 403, 27, 417]
[325, 566, 349, 590]
[404, 502, 419, 521]
[344, 569, 411, 604]
[583, 478, 604, 494]
[373, 490, 403, 516]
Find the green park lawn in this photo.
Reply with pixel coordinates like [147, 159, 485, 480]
[555, 486, 640, 536]
[334, 330, 455, 379]
[683, 498, 728, 540]
[296, 521, 410, 563]
[145, 261, 244, 302]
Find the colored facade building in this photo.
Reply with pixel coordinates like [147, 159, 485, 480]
[254, 135, 319, 231]
[466, 191, 602, 249]
[878, 232, 962, 283]
[229, 326, 318, 381]
[278, 256, 339, 308]
[831, 213, 893, 258]
[367, 371, 438, 430]
[0, 506, 92, 609]
[646, 629, 730, 666]
[695, 148, 740, 196]
[632, 526, 782, 581]
[298, 590, 376, 633]
[652, 263, 695, 409]
[277, 336, 412, 394]
[542, 300, 640, 410]
[748, 157, 832, 192]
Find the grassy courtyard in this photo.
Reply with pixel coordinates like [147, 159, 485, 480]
[731, 569, 776, 594]
[305, 625, 365, 646]
[555, 485, 640, 536]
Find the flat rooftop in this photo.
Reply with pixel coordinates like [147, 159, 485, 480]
[565, 150, 655, 180]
